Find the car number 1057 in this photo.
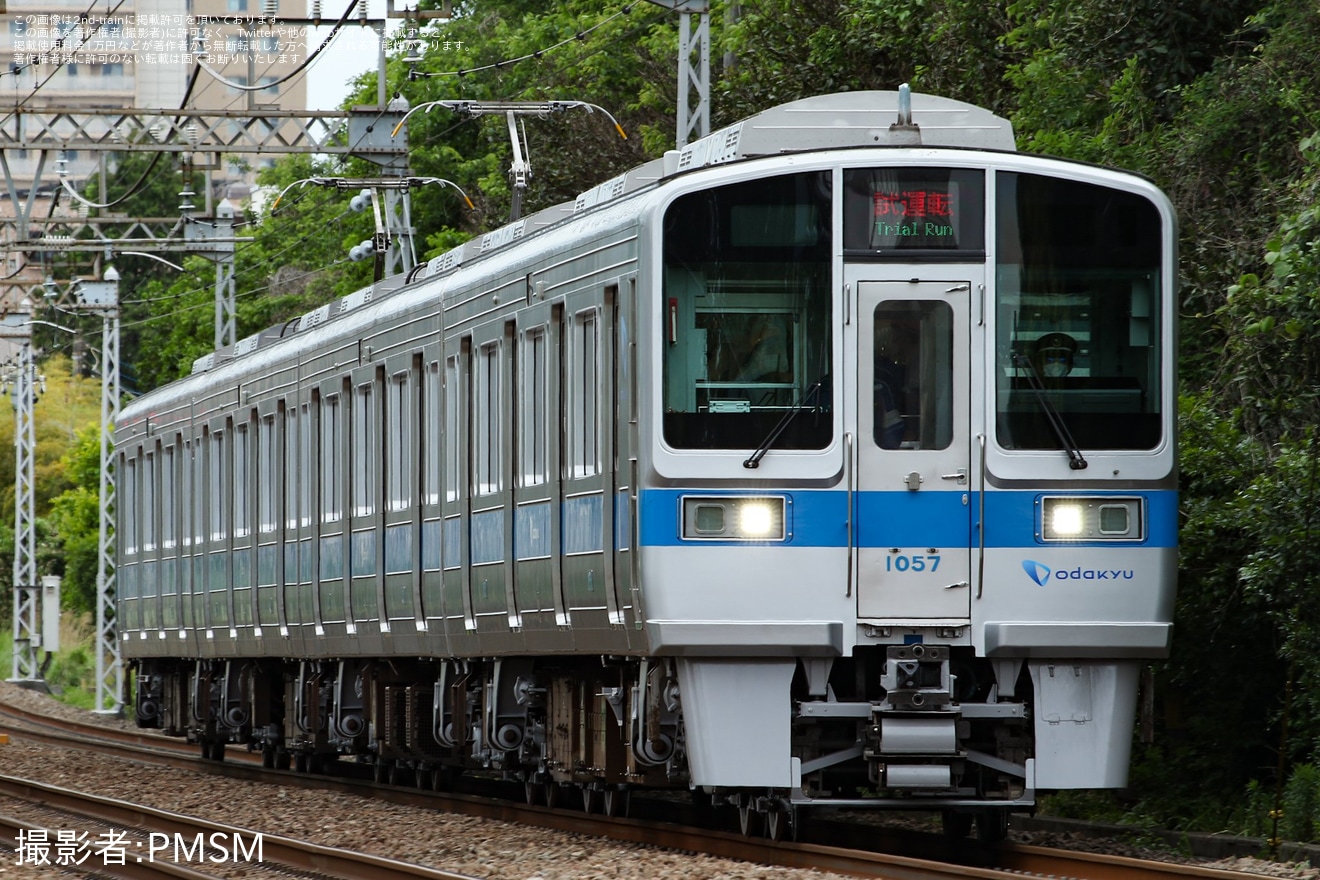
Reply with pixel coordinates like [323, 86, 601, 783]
[886, 554, 941, 572]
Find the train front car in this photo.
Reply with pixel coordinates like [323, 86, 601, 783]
[643, 91, 1177, 837]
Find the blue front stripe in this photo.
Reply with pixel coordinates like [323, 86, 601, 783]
[638, 489, 1177, 548]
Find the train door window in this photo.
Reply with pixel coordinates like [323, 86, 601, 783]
[209, 430, 227, 541]
[299, 403, 312, 526]
[161, 442, 176, 549]
[476, 341, 501, 495]
[423, 361, 441, 505]
[352, 381, 377, 516]
[123, 455, 138, 555]
[569, 310, 600, 478]
[234, 421, 251, 538]
[387, 370, 412, 511]
[192, 436, 205, 545]
[444, 357, 460, 502]
[142, 450, 156, 551]
[284, 406, 299, 529]
[321, 394, 343, 523]
[520, 327, 548, 486]
[872, 301, 954, 450]
[259, 415, 276, 533]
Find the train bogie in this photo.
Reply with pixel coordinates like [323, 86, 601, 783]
[118, 89, 1177, 828]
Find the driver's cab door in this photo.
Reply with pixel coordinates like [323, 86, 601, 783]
[855, 280, 972, 620]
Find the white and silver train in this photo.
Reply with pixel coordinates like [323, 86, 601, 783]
[116, 89, 1177, 839]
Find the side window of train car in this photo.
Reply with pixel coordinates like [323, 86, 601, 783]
[444, 356, 460, 502]
[141, 449, 156, 551]
[299, 402, 312, 527]
[259, 414, 277, 533]
[122, 454, 138, 555]
[161, 442, 176, 549]
[321, 393, 342, 522]
[352, 381, 377, 516]
[234, 420, 251, 538]
[520, 327, 548, 486]
[191, 435, 205, 546]
[569, 310, 600, 478]
[475, 340, 501, 495]
[284, 406, 299, 529]
[387, 370, 412, 511]
[181, 439, 193, 550]
[209, 429, 227, 541]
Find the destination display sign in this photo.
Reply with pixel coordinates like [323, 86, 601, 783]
[844, 168, 985, 256]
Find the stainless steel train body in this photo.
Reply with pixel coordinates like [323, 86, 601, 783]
[115, 91, 1177, 833]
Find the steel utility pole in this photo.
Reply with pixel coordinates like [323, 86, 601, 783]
[645, 0, 710, 146]
[76, 269, 122, 714]
[4, 301, 38, 686]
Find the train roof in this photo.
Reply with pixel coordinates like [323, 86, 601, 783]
[171, 90, 1014, 386]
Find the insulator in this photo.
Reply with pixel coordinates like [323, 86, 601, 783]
[348, 239, 374, 262]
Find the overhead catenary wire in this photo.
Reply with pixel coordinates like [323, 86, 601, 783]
[405, 4, 638, 80]
[196, 0, 361, 93]
[58, 65, 206, 211]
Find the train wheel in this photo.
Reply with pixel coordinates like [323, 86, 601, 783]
[431, 767, 452, 791]
[275, 749, 291, 771]
[543, 781, 561, 809]
[294, 752, 309, 773]
[373, 761, 389, 784]
[737, 802, 761, 838]
[765, 806, 792, 842]
[581, 786, 600, 815]
[524, 780, 540, 806]
[388, 763, 407, 786]
[261, 747, 276, 769]
[602, 787, 629, 818]
[416, 767, 432, 790]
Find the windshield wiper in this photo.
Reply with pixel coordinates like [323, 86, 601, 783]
[1013, 353, 1087, 470]
[743, 380, 825, 469]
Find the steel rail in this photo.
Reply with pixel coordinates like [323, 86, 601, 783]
[0, 776, 481, 880]
[0, 810, 227, 880]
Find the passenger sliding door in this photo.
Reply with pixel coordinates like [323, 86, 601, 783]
[855, 280, 972, 620]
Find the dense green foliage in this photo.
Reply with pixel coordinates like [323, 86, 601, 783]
[10, 0, 1320, 832]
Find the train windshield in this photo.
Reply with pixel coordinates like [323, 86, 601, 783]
[661, 171, 833, 450]
[995, 172, 1164, 451]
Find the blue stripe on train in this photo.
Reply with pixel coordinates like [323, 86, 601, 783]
[637, 489, 1177, 548]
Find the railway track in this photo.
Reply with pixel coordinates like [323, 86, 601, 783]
[0, 701, 1273, 880]
[0, 774, 479, 880]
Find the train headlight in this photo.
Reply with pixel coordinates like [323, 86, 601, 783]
[682, 496, 787, 541]
[1039, 496, 1145, 542]
[1050, 503, 1085, 537]
[738, 502, 776, 537]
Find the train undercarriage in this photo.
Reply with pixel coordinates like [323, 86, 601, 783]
[132, 645, 1033, 841]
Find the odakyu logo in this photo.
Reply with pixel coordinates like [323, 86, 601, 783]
[1021, 559, 1134, 586]
[1022, 560, 1051, 586]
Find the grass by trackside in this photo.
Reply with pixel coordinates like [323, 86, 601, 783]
[0, 614, 100, 709]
